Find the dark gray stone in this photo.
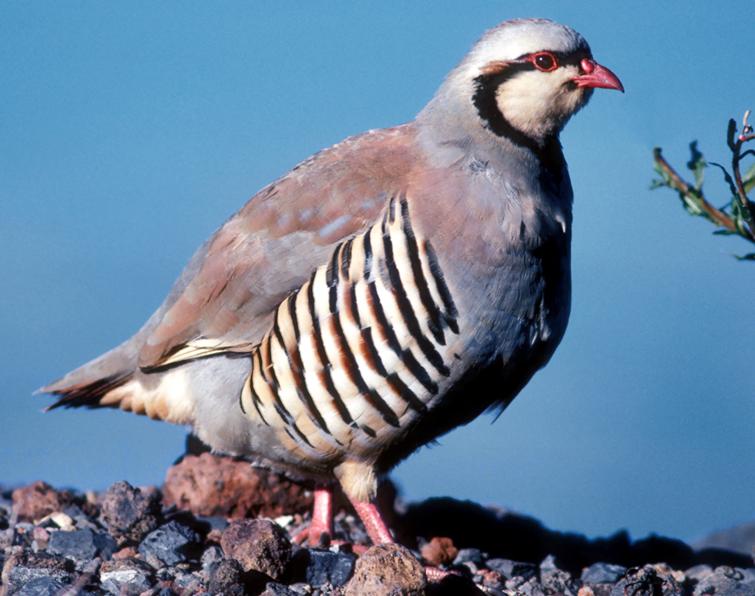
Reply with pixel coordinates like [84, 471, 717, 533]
[540, 554, 558, 571]
[208, 558, 245, 595]
[305, 549, 356, 587]
[93, 531, 117, 559]
[693, 565, 755, 595]
[453, 547, 485, 566]
[5, 551, 74, 594]
[486, 558, 537, 580]
[100, 558, 154, 595]
[100, 559, 154, 596]
[1, 528, 14, 549]
[261, 582, 298, 595]
[173, 570, 208, 593]
[582, 562, 628, 584]
[100, 481, 161, 545]
[540, 557, 580, 595]
[611, 565, 682, 596]
[9, 576, 67, 596]
[138, 520, 201, 568]
[685, 564, 713, 583]
[506, 575, 541, 595]
[48, 528, 115, 562]
[739, 567, 755, 586]
[200, 544, 224, 577]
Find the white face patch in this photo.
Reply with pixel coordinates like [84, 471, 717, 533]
[494, 66, 590, 139]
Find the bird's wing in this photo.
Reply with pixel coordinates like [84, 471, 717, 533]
[138, 125, 417, 370]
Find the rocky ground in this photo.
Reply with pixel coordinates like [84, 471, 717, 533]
[1, 452, 753, 595]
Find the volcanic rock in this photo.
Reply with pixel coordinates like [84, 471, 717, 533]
[344, 543, 426, 596]
[164, 453, 313, 520]
[221, 518, 292, 580]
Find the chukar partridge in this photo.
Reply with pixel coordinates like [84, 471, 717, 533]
[42, 18, 623, 547]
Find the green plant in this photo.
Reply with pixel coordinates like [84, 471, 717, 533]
[652, 110, 755, 260]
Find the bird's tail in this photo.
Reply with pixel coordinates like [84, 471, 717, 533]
[38, 338, 140, 412]
[39, 331, 195, 424]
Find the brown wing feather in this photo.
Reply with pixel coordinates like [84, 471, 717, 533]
[138, 125, 418, 370]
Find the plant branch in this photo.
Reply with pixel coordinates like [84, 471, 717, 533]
[652, 110, 755, 258]
[652, 147, 738, 232]
[731, 110, 755, 233]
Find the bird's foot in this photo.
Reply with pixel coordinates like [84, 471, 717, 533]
[292, 487, 336, 547]
[296, 488, 459, 582]
[291, 522, 334, 548]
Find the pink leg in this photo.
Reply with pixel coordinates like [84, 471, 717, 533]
[349, 498, 394, 545]
[350, 497, 454, 583]
[292, 487, 334, 546]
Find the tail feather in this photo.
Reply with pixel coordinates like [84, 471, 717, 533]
[42, 371, 133, 412]
[39, 338, 195, 424]
[39, 339, 139, 412]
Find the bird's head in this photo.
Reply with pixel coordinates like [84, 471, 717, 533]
[421, 19, 623, 153]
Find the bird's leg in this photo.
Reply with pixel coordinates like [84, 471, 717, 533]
[348, 498, 394, 544]
[292, 487, 334, 547]
[298, 490, 451, 583]
[349, 496, 453, 583]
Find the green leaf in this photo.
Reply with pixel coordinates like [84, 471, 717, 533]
[734, 252, 755, 261]
[686, 141, 706, 190]
[731, 200, 752, 234]
[743, 163, 755, 194]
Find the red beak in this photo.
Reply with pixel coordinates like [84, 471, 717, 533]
[572, 58, 624, 92]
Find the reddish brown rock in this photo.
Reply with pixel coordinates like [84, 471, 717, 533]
[420, 536, 459, 567]
[344, 543, 426, 596]
[11, 481, 72, 521]
[163, 453, 312, 519]
[112, 546, 139, 560]
[220, 519, 292, 580]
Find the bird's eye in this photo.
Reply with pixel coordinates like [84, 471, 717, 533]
[532, 52, 558, 72]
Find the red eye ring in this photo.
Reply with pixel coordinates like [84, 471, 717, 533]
[531, 51, 558, 72]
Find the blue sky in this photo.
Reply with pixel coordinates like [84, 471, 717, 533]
[1, 3, 753, 544]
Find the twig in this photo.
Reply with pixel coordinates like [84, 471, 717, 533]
[652, 148, 738, 231]
[731, 110, 755, 234]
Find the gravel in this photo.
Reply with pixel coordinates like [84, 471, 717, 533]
[2, 454, 753, 595]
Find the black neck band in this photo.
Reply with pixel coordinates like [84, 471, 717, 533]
[471, 59, 569, 183]
[472, 61, 541, 153]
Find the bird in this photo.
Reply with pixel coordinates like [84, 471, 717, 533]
[41, 18, 623, 550]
